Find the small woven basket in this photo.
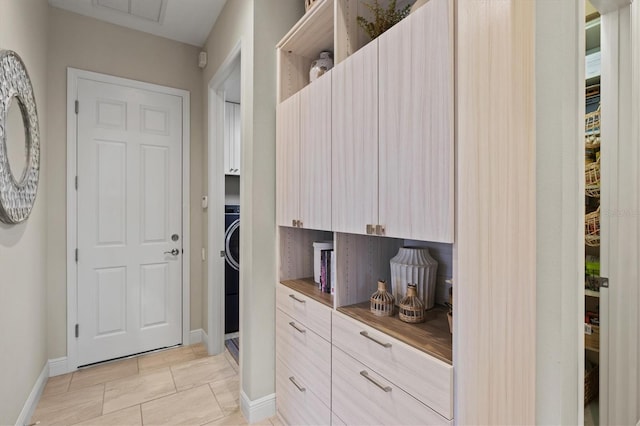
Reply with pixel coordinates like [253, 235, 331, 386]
[370, 280, 394, 317]
[585, 207, 600, 247]
[584, 365, 599, 406]
[585, 159, 600, 198]
[585, 107, 601, 149]
[398, 284, 425, 323]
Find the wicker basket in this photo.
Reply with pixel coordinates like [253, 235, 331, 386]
[585, 365, 599, 405]
[585, 159, 600, 198]
[370, 281, 394, 317]
[585, 207, 600, 247]
[585, 107, 601, 149]
[398, 284, 425, 323]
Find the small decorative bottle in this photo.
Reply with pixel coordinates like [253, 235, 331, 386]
[370, 280, 394, 317]
[399, 284, 425, 323]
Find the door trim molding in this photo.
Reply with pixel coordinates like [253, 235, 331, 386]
[65, 68, 191, 372]
[207, 40, 242, 356]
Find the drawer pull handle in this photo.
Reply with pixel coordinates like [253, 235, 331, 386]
[289, 321, 306, 334]
[289, 376, 306, 392]
[359, 331, 392, 348]
[289, 294, 306, 304]
[360, 371, 392, 392]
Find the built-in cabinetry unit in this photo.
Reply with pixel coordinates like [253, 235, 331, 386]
[276, 0, 453, 424]
[224, 101, 240, 175]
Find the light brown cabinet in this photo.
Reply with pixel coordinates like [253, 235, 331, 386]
[276, 73, 332, 231]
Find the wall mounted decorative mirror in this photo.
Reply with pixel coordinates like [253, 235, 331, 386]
[0, 50, 41, 224]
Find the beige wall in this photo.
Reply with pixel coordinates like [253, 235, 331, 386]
[0, 1, 49, 423]
[201, 0, 302, 406]
[46, 7, 204, 358]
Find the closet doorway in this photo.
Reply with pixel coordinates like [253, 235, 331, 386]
[207, 43, 242, 364]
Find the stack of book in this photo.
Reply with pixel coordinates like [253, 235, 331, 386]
[318, 249, 336, 294]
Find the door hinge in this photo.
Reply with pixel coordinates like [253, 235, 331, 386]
[75, 248, 78, 263]
[75, 100, 79, 114]
[75, 176, 78, 190]
[75, 323, 79, 338]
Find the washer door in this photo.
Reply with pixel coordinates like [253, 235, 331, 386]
[225, 219, 240, 271]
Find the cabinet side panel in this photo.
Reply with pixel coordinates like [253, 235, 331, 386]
[300, 73, 332, 231]
[276, 94, 301, 227]
[455, 1, 536, 424]
[331, 41, 379, 235]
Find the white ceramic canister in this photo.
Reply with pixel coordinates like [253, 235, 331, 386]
[389, 247, 438, 309]
[310, 51, 334, 82]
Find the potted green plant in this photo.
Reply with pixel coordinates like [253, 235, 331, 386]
[357, 0, 411, 40]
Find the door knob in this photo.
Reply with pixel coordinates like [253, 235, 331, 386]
[164, 249, 180, 256]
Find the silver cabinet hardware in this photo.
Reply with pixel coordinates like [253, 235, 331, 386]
[359, 331, 392, 348]
[366, 224, 374, 234]
[289, 376, 306, 392]
[289, 294, 306, 304]
[375, 224, 385, 236]
[360, 370, 392, 392]
[289, 322, 306, 334]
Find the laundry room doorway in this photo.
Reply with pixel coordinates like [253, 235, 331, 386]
[207, 43, 242, 363]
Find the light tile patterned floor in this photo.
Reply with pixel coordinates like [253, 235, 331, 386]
[31, 344, 281, 426]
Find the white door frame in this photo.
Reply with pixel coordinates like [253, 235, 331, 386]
[66, 68, 191, 371]
[207, 41, 242, 355]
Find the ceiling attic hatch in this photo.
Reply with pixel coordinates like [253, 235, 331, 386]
[95, 0, 166, 23]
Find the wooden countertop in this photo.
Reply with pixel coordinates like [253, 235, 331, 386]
[279, 277, 333, 308]
[338, 302, 453, 364]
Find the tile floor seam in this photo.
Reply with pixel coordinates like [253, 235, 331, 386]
[201, 384, 226, 426]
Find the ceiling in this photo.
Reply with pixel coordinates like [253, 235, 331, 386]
[49, 0, 227, 47]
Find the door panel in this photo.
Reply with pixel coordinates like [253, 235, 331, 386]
[378, 0, 454, 243]
[331, 40, 379, 235]
[276, 93, 300, 227]
[300, 72, 332, 231]
[77, 78, 183, 366]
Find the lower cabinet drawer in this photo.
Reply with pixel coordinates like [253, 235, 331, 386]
[276, 308, 331, 407]
[276, 283, 332, 340]
[332, 346, 451, 426]
[276, 356, 331, 426]
[332, 311, 453, 419]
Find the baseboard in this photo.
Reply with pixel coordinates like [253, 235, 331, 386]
[48, 357, 68, 377]
[240, 390, 276, 424]
[16, 362, 48, 426]
[190, 329, 203, 344]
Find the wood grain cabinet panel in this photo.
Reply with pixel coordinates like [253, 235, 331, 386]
[300, 73, 332, 231]
[276, 309, 331, 407]
[276, 93, 300, 227]
[378, 0, 454, 243]
[332, 311, 453, 419]
[276, 283, 332, 341]
[332, 346, 451, 426]
[276, 356, 331, 426]
[332, 39, 379, 235]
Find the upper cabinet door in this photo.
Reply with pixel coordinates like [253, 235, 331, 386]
[300, 72, 332, 231]
[276, 93, 300, 227]
[378, 0, 454, 243]
[224, 103, 233, 174]
[332, 40, 379, 235]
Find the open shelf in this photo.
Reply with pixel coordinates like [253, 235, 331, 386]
[280, 277, 334, 308]
[338, 302, 452, 364]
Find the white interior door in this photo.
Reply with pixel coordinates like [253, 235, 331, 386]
[76, 77, 183, 366]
